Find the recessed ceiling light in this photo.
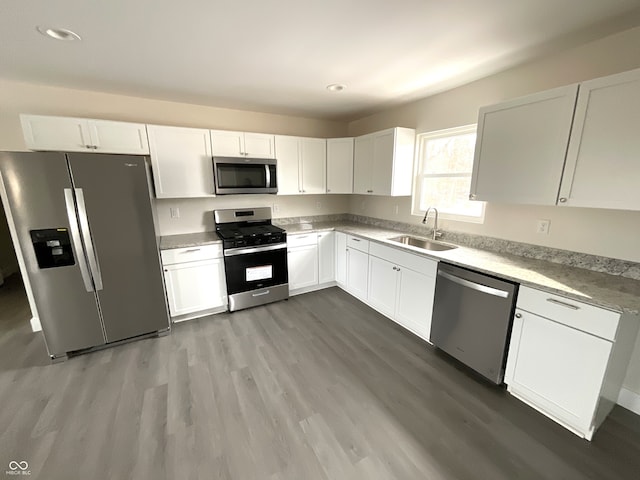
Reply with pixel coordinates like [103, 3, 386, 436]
[36, 26, 82, 41]
[326, 83, 346, 92]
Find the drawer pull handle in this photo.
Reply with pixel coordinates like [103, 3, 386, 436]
[515, 313, 522, 318]
[351, 238, 361, 242]
[182, 248, 201, 253]
[252, 290, 270, 297]
[546, 298, 580, 310]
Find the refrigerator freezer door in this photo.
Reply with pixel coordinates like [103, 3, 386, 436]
[0, 152, 105, 356]
[67, 154, 169, 342]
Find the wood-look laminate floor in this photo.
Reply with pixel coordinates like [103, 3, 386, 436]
[1, 275, 640, 479]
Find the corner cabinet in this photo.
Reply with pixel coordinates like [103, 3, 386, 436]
[287, 231, 336, 294]
[326, 138, 354, 194]
[275, 136, 326, 195]
[210, 130, 275, 158]
[353, 127, 415, 196]
[505, 286, 639, 440]
[20, 114, 149, 154]
[470, 67, 640, 210]
[161, 244, 228, 321]
[147, 125, 214, 198]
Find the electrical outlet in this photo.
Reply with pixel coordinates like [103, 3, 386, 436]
[273, 203, 280, 214]
[536, 219, 551, 235]
[170, 207, 180, 219]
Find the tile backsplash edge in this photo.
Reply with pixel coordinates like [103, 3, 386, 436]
[276, 213, 640, 280]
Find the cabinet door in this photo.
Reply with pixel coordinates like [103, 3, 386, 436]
[470, 85, 578, 205]
[89, 120, 149, 154]
[288, 244, 319, 290]
[335, 232, 347, 286]
[396, 267, 436, 342]
[353, 135, 374, 194]
[505, 310, 612, 434]
[327, 138, 354, 194]
[346, 248, 368, 300]
[300, 138, 326, 194]
[20, 114, 92, 152]
[559, 68, 640, 210]
[372, 131, 395, 195]
[163, 259, 226, 317]
[244, 133, 275, 158]
[367, 255, 398, 318]
[210, 130, 244, 157]
[275, 135, 301, 195]
[317, 231, 335, 284]
[147, 125, 214, 198]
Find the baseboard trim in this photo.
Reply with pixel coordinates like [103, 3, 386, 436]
[618, 388, 640, 415]
[30, 316, 42, 332]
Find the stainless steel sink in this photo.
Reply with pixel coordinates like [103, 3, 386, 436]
[388, 235, 458, 252]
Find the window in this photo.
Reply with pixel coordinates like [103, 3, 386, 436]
[412, 124, 484, 223]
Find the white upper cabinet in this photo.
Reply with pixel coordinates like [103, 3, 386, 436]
[275, 135, 326, 195]
[147, 125, 214, 198]
[470, 85, 578, 205]
[559, 68, 640, 210]
[210, 130, 275, 158]
[353, 127, 415, 196]
[470, 66, 640, 211]
[20, 114, 149, 154]
[326, 138, 354, 194]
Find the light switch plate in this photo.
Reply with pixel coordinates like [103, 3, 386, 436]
[170, 207, 180, 219]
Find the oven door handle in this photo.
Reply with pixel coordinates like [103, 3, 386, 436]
[224, 243, 287, 257]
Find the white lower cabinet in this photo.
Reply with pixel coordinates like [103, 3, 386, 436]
[505, 286, 639, 440]
[335, 232, 347, 286]
[317, 231, 335, 284]
[288, 243, 319, 290]
[367, 242, 437, 342]
[287, 231, 336, 294]
[161, 244, 227, 321]
[345, 236, 369, 300]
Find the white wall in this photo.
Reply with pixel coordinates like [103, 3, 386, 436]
[0, 80, 347, 152]
[348, 25, 640, 264]
[156, 194, 349, 235]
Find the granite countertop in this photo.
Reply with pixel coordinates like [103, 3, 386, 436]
[279, 221, 640, 315]
[159, 231, 221, 250]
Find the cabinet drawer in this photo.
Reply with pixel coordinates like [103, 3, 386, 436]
[161, 244, 223, 265]
[287, 233, 318, 248]
[517, 286, 620, 341]
[369, 242, 437, 277]
[347, 235, 369, 253]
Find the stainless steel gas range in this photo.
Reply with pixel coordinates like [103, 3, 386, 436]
[214, 207, 289, 311]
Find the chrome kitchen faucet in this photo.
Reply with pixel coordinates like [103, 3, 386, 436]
[422, 206, 442, 240]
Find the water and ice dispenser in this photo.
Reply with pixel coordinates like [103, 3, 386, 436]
[30, 229, 75, 269]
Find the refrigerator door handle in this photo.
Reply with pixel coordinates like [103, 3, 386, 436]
[75, 188, 104, 291]
[64, 188, 94, 293]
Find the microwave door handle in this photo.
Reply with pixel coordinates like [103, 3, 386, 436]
[265, 164, 271, 188]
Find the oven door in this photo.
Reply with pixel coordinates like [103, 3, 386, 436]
[223, 243, 289, 311]
[214, 157, 277, 195]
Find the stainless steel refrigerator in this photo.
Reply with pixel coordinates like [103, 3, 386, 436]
[0, 151, 169, 359]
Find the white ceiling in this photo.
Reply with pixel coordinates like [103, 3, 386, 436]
[2, 0, 640, 120]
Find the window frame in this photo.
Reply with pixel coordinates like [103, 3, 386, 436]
[411, 124, 485, 224]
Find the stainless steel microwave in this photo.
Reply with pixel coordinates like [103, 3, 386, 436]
[213, 157, 277, 195]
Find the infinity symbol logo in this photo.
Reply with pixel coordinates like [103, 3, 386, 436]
[8, 461, 29, 471]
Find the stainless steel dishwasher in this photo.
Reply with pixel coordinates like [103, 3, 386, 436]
[431, 262, 518, 385]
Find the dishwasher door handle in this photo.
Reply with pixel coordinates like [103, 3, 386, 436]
[438, 270, 510, 298]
